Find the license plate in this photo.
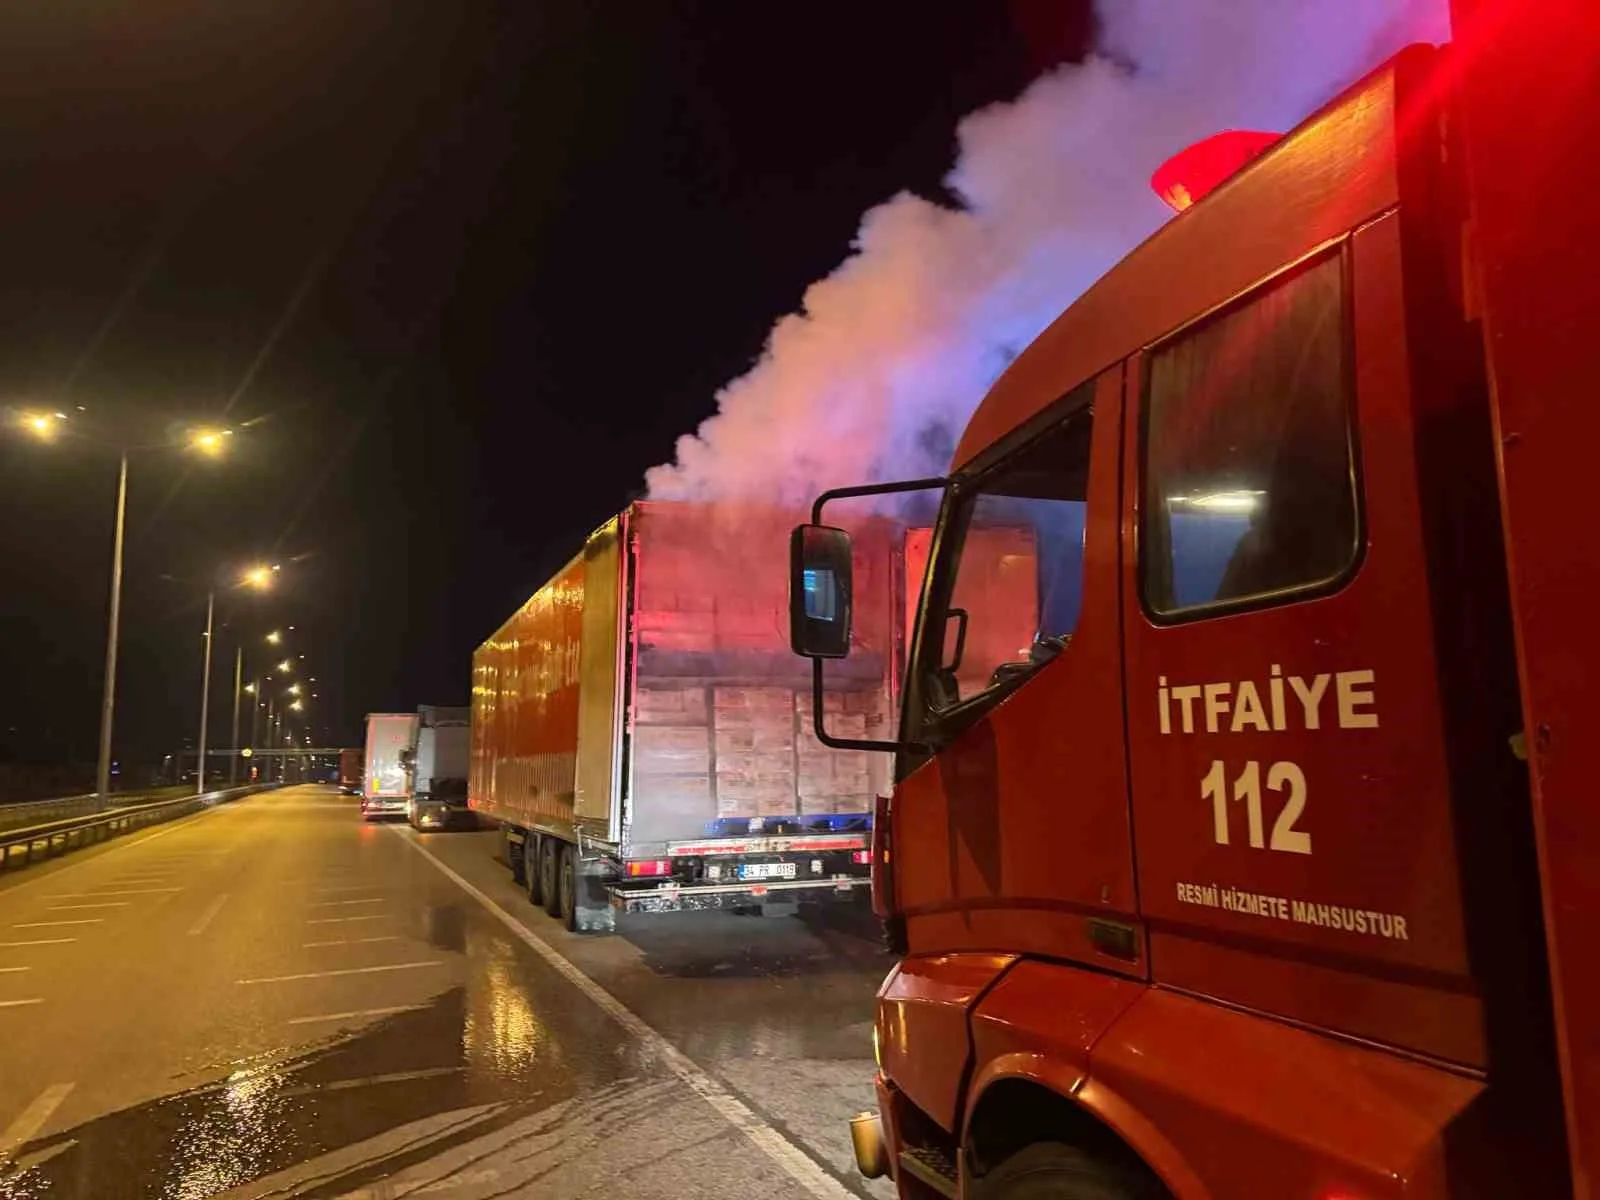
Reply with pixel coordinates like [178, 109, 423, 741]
[739, 862, 796, 881]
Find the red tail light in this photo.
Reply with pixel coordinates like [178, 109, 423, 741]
[626, 859, 673, 877]
[852, 850, 872, 865]
[1150, 130, 1281, 213]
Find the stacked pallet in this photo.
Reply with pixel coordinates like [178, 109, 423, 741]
[630, 686, 713, 820]
[712, 687, 798, 818]
[629, 682, 887, 822]
[796, 692, 881, 816]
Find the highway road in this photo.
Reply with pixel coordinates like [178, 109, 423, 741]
[0, 785, 892, 1199]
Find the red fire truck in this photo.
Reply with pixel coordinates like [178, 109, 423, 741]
[789, 3, 1600, 1195]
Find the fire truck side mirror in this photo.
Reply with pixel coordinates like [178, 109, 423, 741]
[789, 523, 854, 659]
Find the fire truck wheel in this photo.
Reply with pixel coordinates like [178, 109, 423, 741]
[541, 838, 564, 919]
[972, 1142, 1158, 1200]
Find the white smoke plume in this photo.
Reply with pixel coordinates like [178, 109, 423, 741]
[645, 0, 1449, 505]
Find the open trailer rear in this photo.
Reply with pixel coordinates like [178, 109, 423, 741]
[469, 501, 909, 931]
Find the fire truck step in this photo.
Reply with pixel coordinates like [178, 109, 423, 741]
[898, 1145, 958, 1198]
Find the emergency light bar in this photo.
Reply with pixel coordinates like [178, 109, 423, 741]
[1151, 130, 1282, 212]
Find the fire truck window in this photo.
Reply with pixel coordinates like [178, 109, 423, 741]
[935, 406, 1091, 707]
[1142, 253, 1354, 617]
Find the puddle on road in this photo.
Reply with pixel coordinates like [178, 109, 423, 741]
[0, 931, 649, 1198]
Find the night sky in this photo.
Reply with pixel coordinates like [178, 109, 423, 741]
[0, 2, 1088, 771]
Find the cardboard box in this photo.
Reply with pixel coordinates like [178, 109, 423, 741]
[635, 686, 708, 724]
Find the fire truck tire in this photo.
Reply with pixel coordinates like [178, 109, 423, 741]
[541, 838, 564, 919]
[559, 845, 578, 932]
[971, 1143, 1158, 1200]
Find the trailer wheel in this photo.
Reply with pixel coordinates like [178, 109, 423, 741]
[525, 835, 545, 906]
[971, 1143, 1159, 1200]
[528, 834, 547, 907]
[559, 845, 578, 932]
[541, 838, 563, 919]
[506, 828, 526, 886]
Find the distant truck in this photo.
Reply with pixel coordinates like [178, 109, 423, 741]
[404, 705, 472, 830]
[469, 501, 911, 932]
[337, 748, 362, 795]
[361, 712, 417, 821]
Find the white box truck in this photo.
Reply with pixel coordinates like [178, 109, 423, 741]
[361, 712, 417, 821]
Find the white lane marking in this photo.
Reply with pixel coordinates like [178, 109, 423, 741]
[45, 902, 132, 911]
[278, 1065, 461, 1094]
[237, 961, 442, 985]
[0, 1083, 74, 1162]
[48, 888, 181, 897]
[12, 920, 103, 929]
[9, 1135, 76, 1172]
[302, 935, 401, 948]
[0, 939, 75, 948]
[308, 897, 385, 907]
[304, 914, 388, 925]
[0, 999, 45, 1009]
[395, 830, 857, 1200]
[0, 967, 30, 974]
[188, 893, 230, 937]
[286, 1005, 425, 1026]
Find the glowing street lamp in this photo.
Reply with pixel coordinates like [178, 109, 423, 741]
[241, 563, 279, 590]
[265, 630, 282, 645]
[19, 411, 66, 441]
[187, 427, 234, 457]
[277, 659, 292, 674]
[286, 683, 301, 696]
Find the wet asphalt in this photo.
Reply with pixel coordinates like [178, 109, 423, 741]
[0, 786, 894, 1198]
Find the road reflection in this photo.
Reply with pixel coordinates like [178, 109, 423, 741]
[0, 922, 635, 1198]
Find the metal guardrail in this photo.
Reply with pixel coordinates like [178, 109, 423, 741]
[0, 784, 278, 873]
[0, 786, 191, 834]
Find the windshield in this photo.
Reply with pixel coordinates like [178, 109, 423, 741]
[920, 401, 1093, 718]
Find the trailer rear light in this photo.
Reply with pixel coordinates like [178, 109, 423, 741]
[1150, 130, 1281, 212]
[627, 859, 673, 877]
[852, 850, 872, 864]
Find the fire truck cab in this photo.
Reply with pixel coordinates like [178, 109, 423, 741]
[792, 16, 1598, 1198]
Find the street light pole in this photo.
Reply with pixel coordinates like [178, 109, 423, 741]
[95, 451, 129, 801]
[197, 590, 215, 795]
[229, 646, 244, 785]
[16, 417, 242, 800]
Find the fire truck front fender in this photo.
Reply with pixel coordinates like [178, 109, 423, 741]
[963, 962, 1208, 1196]
[877, 952, 1021, 1132]
[966, 963, 1485, 1198]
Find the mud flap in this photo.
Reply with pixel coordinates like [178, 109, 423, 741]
[573, 854, 616, 934]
